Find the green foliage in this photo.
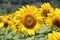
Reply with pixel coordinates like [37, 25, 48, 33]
[53, 0, 60, 8]
[0, 23, 58, 40]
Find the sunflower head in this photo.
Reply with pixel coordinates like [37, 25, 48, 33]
[39, 2, 54, 19]
[1, 21, 10, 31]
[14, 5, 43, 35]
[52, 8, 60, 28]
[45, 15, 60, 28]
[0, 15, 14, 31]
[45, 8, 60, 28]
[11, 24, 21, 33]
[48, 31, 60, 40]
[52, 15, 60, 28]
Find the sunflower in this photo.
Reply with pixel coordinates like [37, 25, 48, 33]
[1, 15, 15, 31]
[39, 2, 54, 19]
[45, 8, 60, 28]
[2, 22, 10, 31]
[0, 16, 10, 31]
[10, 13, 22, 33]
[48, 31, 60, 40]
[10, 22, 21, 33]
[14, 5, 43, 35]
[11, 16, 21, 33]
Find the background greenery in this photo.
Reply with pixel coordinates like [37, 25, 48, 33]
[0, 0, 53, 15]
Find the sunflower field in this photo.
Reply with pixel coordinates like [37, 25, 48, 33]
[0, 0, 60, 40]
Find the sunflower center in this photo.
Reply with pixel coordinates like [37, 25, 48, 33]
[26, 17, 33, 25]
[23, 15, 36, 29]
[8, 18, 11, 20]
[43, 10, 50, 17]
[0, 19, 2, 22]
[4, 22, 9, 28]
[53, 20, 60, 28]
[53, 15, 60, 28]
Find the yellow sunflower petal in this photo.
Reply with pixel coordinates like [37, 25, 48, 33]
[48, 33, 57, 40]
[48, 31, 60, 40]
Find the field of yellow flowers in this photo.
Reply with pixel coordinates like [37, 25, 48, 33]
[0, 2, 60, 40]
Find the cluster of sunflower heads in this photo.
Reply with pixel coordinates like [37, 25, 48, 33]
[1, 2, 60, 38]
